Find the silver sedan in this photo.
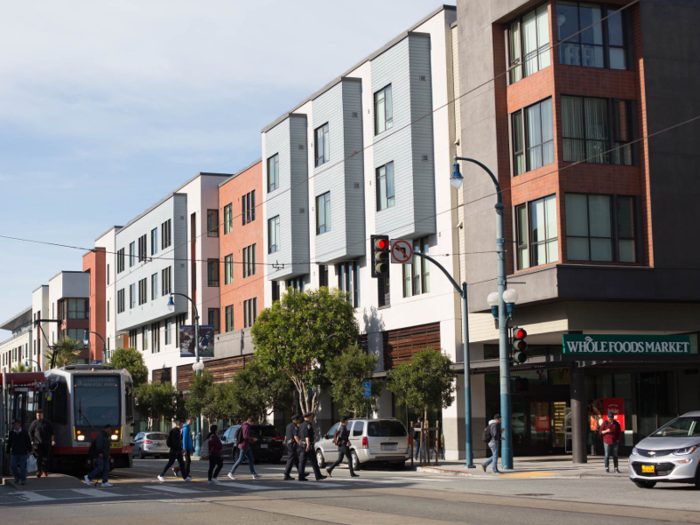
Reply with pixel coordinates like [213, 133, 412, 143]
[131, 431, 169, 459]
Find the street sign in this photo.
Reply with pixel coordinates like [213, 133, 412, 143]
[362, 381, 371, 399]
[391, 239, 413, 264]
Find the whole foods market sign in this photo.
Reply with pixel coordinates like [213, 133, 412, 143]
[563, 334, 692, 355]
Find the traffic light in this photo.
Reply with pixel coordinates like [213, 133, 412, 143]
[512, 327, 528, 364]
[371, 235, 390, 278]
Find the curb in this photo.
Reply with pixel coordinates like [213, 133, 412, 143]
[416, 466, 628, 480]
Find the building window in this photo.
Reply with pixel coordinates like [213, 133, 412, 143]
[244, 298, 258, 328]
[161, 219, 172, 249]
[106, 300, 110, 322]
[151, 273, 158, 300]
[243, 244, 257, 278]
[286, 277, 305, 293]
[117, 289, 125, 314]
[565, 193, 636, 263]
[402, 238, 430, 298]
[374, 84, 393, 134]
[268, 216, 280, 254]
[242, 190, 256, 225]
[515, 194, 559, 270]
[151, 228, 158, 255]
[318, 265, 328, 288]
[557, 2, 628, 70]
[512, 98, 553, 176]
[225, 306, 234, 332]
[151, 322, 160, 353]
[129, 284, 136, 309]
[161, 266, 172, 296]
[508, 3, 550, 84]
[138, 278, 147, 305]
[129, 242, 136, 267]
[268, 154, 279, 193]
[67, 299, 88, 319]
[143, 326, 149, 351]
[208, 308, 219, 333]
[165, 319, 172, 345]
[224, 254, 234, 285]
[378, 266, 390, 308]
[106, 264, 110, 285]
[336, 262, 360, 307]
[207, 209, 219, 237]
[208, 260, 219, 287]
[315, 123, 330, 166]
[561, 96, 633, 165]
[271, 281, 280, 303]
[376, 162, 395, 211]
[223, 204, 232, 234]
[138, 234, 147, 262]
[316, 192, 331, 235]
[117, 249, 125, 273]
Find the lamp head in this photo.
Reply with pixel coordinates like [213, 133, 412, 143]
[450, 159, 463, 189]
[193, 360, 205, 372]
[487, 292, 499, 307]
[167, 295, 175, 312]
[83, 330, 89, 347]
[503, 288, 518, 304]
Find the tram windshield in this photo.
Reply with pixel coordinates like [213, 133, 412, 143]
[73, 376, 121, 428]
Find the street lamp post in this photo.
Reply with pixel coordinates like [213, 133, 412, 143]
[168, 293, 202, 457]
[83, 330, 107, 362]
[24, 359, 42, 372]
[452, 155, 514, 470]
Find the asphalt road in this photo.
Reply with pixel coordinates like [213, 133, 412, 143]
[2, 458, 700, 524]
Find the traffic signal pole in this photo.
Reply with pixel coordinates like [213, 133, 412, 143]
[410, 251, 475, 468]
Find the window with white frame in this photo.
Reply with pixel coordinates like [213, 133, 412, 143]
[129, 284, 136, 309]
[151, 228, 158, 255]
[507, 3, 550, 84]
[315, 123, 329, 167]
[224, 204, 233, 234]
[403, 237, 430, 298]
[316, 192, 331, 235]
[376, 162, 395, 211]
[151, 273, 158, 300]
[268, 216, 280, 254]
[224, 254, 233, 284]
[267, 154, 279, 192]
[511, 98, 554, 176]
[515, 194, 559, 270]
[243, 244, 257, 278]
[336, 262, 360, 307]
[243, 298, 257, 328]
[374, 84, 393, 134]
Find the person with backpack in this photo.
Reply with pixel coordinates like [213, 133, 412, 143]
[413, 417, 422, 461]
[227, 417, 261, 480]
[283, 414, 301, 481]
[600, 411, 622, 473]
[6, 420, 32, 485]
[157, 420, 192, 482]
[173, 417, 195, 478]
[84, 424, 114, 487]
[297, 412, 326, 482]
[325, 417, 358, 478]
[28, 409, 55, 478]
[205, 425, 224, 484]
[481, 414, 504, 474]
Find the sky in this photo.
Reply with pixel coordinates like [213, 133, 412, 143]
[0, 0, 451, 333]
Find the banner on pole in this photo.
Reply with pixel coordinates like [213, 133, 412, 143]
[179, 325, 215, 358]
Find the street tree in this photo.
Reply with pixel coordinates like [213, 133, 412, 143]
[185, 370, 216, 420]
[326, 345, 380, 418]
[252, 287, 359, 415]
[388, 346, 456, 436]
[46, 337, 80, 368]
[228, 359, 294, 423]
[107, 347, 148, 387]
[136, 381, 186, 429]
[11, 363, 29, 373]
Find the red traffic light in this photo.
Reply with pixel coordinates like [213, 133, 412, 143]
[515, 328, 527, 340]
[376, 239, 389, 250]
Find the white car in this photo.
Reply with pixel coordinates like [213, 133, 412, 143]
[131, 432, 169, 459]
[315, 418, 410, 471]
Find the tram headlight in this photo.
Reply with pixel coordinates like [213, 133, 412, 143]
[77, 435, 85, 441]
[111, 434, 118, 441]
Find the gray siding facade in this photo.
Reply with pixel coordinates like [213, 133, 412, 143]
[265, 114, 310, 280]
[312, 78, 365, 264]
[372, 33, 436, 240]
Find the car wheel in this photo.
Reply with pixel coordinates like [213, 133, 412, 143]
[695, 465, 700, 490]
[634, 480, 656, 489]
[139, 448, 145, 459]
[316, 449, 325, 468]
[351, 451, 361, 472]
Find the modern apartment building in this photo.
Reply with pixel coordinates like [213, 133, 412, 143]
[31, 285, 49, 370]
[113, 172, 230, 385]
[0, 307, 32, 373]
[455, 0, 700, 460]
[261, 6, 465, 440]
[46, 271, 90, 364]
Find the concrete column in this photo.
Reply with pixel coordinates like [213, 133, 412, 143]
[570, 363, 587, 464]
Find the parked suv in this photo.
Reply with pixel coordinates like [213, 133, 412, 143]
[131, 432, 169, 459]
[220, 423, 284, 464]
[629, 411, 700, 489]
[315, 418, 409, 471]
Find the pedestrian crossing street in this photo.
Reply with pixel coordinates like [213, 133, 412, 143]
[2, 476, 454, 505]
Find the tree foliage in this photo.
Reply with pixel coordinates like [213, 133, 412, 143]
[326, 345, 380, 418]
[228, 359, 294, 423]
[11, 363, 29, 373]
[136, 381, 186, 429]
[46, 338, 80, 368]
[108, 347, 148, 387]
[252, 287, 359, 414]
[185, 371, 215, 420]
[388, 347, 456, 417]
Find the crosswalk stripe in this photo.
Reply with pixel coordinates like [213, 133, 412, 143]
[70, 488, 119, 498]
[217, 482, 276, 491]
[144, 484, 200, 494]
[16, 491, 54, 502]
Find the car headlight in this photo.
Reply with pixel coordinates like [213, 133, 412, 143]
[673, 446, 698, 456]
[631, 447, 638, 455]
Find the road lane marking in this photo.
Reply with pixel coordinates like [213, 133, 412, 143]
[15, 491, 54, 502]
[499, 472, 557, 478]
[144, 485, 201, 494]
[216, 482, 276, 491]
[70, 488, 119, 498]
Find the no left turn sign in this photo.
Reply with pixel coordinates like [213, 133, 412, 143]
[391, 239, 413, 264]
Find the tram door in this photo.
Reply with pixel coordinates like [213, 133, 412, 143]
[11, 387, 37, 428]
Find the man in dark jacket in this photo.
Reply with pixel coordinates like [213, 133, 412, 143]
[158, 420, 191, 482]
[481, 414, 504, 474]
[227, 417, 261, 480]
[6, 420, 32, 485]
[173, 417, 195, 478]
[29, 410, 55, 478]
[297, 412, 326, 482]
[84, 424, 114, 487]
[325, 417, 358, 478]
[283, 414, 301, 480]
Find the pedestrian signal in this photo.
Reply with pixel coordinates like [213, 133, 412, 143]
[371, 235, 390, 278]
[513, 327, 528, 363]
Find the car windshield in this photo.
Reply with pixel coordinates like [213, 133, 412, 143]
[147, 433, 167, 440]
[650, 417, 700, 437]
[73, 376, 120, 428]
[368, 420, 407, 437]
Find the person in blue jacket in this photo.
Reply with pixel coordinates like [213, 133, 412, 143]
[173, 417, 195, 478]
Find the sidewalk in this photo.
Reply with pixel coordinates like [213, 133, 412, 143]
[416, 455, 629, 479]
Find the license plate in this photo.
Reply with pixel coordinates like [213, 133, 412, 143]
[641, 465, 655, 473]
[381, 444, 397, 451]
[260, 444, 268, 449]
[110, 441, 122, 449]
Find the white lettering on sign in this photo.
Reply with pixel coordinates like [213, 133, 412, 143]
[565, 336, 691, 354]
